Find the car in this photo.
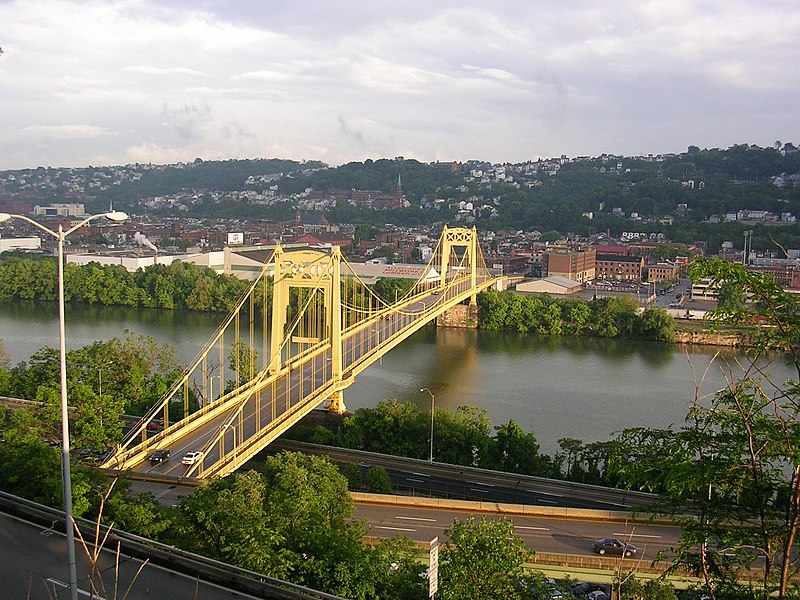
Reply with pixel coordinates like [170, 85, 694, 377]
[149, 449, 170, 464]
[571, 582, 605, 596]
[592, 537, 637, 557]
[587, 591, 610, 600]
[146, 422, 159, 430]
[669, 301, 681, 308]
[181, 450, 204, 465]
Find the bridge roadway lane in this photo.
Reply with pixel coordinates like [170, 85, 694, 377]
[266, 440, 660, 511]
[130, 286, 460, 477]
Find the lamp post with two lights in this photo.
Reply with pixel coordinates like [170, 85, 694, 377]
[0, 210, 128, 600]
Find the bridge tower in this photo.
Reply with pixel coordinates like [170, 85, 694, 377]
[439, 225, 480, 305]
[268, 245, 346, 413]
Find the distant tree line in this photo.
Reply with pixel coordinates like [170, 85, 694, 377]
[477, 289, 676, 341]
[0, 257, 253, 312]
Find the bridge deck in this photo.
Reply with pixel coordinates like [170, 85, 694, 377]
[121, 275, 496, 479]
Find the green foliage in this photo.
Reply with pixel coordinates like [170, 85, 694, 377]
[485, 420, 556, 476]
[438, 516, 531, 600]
[0, 257, 253, 313]
[372, 277, 416, 303]
[0, 423, 62, 507]
[0, 338, 9, 369]
[366, 466, 393, 494]
[172, 470, 293, 577]
[341, 400, 429, 458]
[477, 289, 675, 341]
[613, 259, 800, 597]
[342, 462, 363, 490]
[335, 400, 557, 479]
[616, 575, 679, 599]
[1, 333, 187, 445]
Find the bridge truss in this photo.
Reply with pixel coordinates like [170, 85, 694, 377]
[102, 226, 500, 479]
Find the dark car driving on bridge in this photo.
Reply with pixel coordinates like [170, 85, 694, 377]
[149, 449, 170, 464]
[592, 537, 637, 557]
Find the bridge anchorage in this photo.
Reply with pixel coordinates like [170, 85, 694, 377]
[102, 226, 501, 480]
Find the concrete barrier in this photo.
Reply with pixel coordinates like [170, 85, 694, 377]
[350, 491, 675, 524]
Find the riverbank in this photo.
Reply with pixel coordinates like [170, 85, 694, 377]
[673, 327, 746, 347]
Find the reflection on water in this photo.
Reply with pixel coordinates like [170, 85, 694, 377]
[0, 302, 794, 454]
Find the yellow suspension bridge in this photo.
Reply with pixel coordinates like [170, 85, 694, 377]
[102, 227, 502, 480]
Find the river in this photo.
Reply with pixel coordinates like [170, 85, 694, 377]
[0, 302, 795, 455]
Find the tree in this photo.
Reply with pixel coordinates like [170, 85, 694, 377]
[487, 419, 552, 476]
[438, 516, 531, 600]
[173, 470, 292, 577]
[366, 466, 393, 494]
[260, 451, 383, 598]
[0, 338, 9, 369]
[611, 258, 800, 598]
[715, 280, 747, 312]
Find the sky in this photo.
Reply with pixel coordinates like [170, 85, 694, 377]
[1, 0, 798, 170]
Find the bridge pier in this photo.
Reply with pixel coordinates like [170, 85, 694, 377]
[325, 390, 347, 414]
[436, 304, 479, 328]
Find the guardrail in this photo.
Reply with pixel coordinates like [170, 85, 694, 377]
[0, 491, 345, 600]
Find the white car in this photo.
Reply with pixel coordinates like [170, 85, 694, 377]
[181, 451, 203, 465]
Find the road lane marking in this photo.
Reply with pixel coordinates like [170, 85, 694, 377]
[514, 525, 550, 531]
[613, 533, 662, 539]
[375, 526, 416, 532]
[534, 491, 563, 497]
[397, 516, 437, 522]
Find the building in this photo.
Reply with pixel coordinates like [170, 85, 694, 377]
[486, 254, 529, 275]
[516, 275, 581, 295]
[646, 262, 681, 283]
[748, 258, 800, 290]
[33, 203, 86, 217]
[595, 254, 644, 281]
[0, 236, 42, 252]
[545, 248, 596, 283]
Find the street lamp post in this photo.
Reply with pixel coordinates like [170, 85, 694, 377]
[0, 210, 127, 600]
[420, 387, 435, 462]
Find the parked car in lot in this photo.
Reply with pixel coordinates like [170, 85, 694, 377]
[148, 449, 170, 464]
[181, 450, 203, 465]
[592, 537, 637, 557]
[571, 582, 606, 596]
[587, 591, 610, 600]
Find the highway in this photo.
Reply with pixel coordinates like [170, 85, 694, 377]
[128, 478, 682, 564]
[264, 439, 660, 511]
[127, 440, 682, 565]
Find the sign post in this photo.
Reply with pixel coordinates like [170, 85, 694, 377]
[429, 536, 439, 598]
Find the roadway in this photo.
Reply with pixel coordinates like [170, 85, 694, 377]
[128, 478, 682, 563]
[127, 440, 682, 565]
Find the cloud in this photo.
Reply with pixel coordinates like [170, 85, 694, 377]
[0, 0, 798, 169]
[14, 124, 116, 140]
[126, 65, 205, 76]
[160, 102, 213, 140]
